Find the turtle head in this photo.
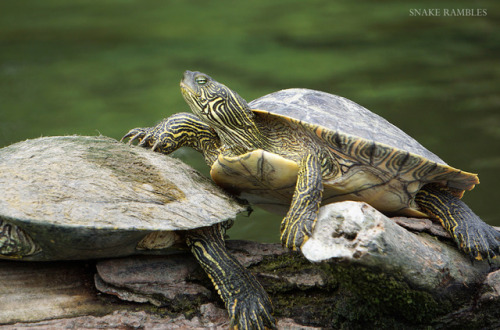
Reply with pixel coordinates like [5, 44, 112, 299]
[180, 71, 255, 131]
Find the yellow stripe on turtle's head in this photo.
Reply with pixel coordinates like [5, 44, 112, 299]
[180, 71, 255, 131]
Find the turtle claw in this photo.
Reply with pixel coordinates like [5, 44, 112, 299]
[227, 292, 276, 330]
[131, 132, 142, 142]
[280, 212, 315, 252]
[121, 128, 147, 144]
[137, 133, 152, 147]
[121, 125, 176, 155]
[456, 222, 500, 263]
[152, 141, 161, 152]
[119, 131, 133, 143]
[121, 128, 160, 150]
[280, 224, 307, 252]
[128, 133, 142, 145]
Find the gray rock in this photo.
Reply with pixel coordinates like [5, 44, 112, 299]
[302, 202, 493, 296]
[95, 254, 212, 306]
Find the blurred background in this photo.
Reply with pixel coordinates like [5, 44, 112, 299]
[1, 0, 499, 242]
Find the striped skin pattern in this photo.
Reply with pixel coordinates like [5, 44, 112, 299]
[123, 72, 498, 257]
[281, 154, 323, 250]
[317, 127, 478, 192]
[415, 185, 500, 261]
[0, 220, 40, 257]
[122, 112, 221, 166]
[180, 76, 261, 157]
[124, 113, 276, 328]
[123, 69, 500, 320]
[186, 223, 275, 329]
[253, 111, 479, 194]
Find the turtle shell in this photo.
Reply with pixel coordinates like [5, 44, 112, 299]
[249, 89, 444, 164]
[0, 136, 245, 261]
[211, 88, 478, 217]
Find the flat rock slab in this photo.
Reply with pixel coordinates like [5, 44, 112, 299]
[1, 309, 227, 329]
[0, 261, 112, 324]
[0, 253, 314, 329]
[2, 309, 316, 329]
[95, 254, 213, 306]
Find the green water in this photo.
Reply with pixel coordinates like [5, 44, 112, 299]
[1, 0, 499, 242]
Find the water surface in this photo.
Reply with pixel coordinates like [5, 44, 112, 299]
[1, 0, 498, 242]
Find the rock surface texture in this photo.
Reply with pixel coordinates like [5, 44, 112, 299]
[1, 136, 499, 328]
[2, 202, 499, 328]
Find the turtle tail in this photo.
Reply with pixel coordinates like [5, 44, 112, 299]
[415, 184, 500, 261]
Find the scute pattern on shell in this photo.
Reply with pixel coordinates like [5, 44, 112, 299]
[0, 136, 243, 231]
[0, 136, 247, 261]
[249, 88, 445, 165]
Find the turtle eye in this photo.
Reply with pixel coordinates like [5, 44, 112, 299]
[195, 76, 208, 85]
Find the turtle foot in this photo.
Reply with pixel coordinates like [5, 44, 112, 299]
[416, 185, 500, 263]
[455, 219, 500, 262]
[121, 124, 174, 153]
[227, 293, 276, 330]
[280, 211, 315, 252]
[280, 223, 309, 252]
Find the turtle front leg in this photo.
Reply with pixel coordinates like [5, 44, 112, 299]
[281, 153, 323, 250]
[186, 223, 276, 329]
[121, 112, 221, 166]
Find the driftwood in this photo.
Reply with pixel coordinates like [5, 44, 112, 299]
[1, 202, 499, 328]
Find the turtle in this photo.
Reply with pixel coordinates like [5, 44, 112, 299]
[122, 70, 500, 261]
[0, 135, 275, 329]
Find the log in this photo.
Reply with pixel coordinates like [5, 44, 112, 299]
[2, 202, 499, 328]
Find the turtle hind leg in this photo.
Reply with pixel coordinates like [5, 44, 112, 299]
[415, 184, 500, 261]
[186, 223, 275, 329]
